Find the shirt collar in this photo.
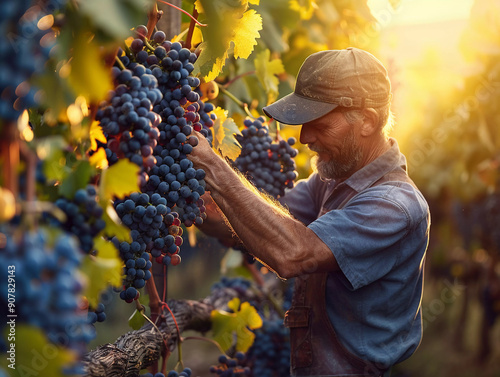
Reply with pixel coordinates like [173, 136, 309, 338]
[341, 138, 407, 193]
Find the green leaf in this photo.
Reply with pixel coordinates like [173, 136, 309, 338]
[81, 238, 123, 307]
[58, 160, 92, 199]
[212, 107, 242, 161]
[220, 247, 244, 274]
[68, 32, 112, 103]
[255, 49, 285, 105]
[37, 136, 70, 182]
[33, 64, 76, 118]
[211, 297, 263, 352]
[0, 326, 76, 377]
[129, 309, 146, 330]
[78, 0, 155, 40]
[101, 204, 132, 242]
[99, 159, 140, 202]
[194, 1, 262, 81]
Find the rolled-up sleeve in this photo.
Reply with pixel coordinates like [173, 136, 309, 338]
[308, 184, 421, 290]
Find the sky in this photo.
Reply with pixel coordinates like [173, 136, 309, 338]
[367, 0, 475, 26]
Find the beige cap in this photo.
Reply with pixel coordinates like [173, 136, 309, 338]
[262, 47, 392, 125]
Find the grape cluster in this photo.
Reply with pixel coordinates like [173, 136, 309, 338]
[0, 228, 94, 360]
[234, 117, 298, 198]
[0, 1, 63, 120]
[53, 185, 105, 253]
[87, 303, 106, 324]
[211, 276, 252, 296]
[209, 353, 251, 377]
[96, 65, 163, 179]
[245, 319, 290, 377]
[115, 25, 216, 227]
[111, 191, 184, 301]
[143, 148, 207, 227]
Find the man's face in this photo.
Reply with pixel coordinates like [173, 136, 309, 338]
[300, 110, 363, 180]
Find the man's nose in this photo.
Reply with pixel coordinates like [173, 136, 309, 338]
[299, 124, 315, 145]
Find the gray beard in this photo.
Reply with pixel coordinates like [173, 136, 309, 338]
[311, 129, 363, 180]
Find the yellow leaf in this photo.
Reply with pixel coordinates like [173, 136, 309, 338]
[99, 159, 140, 202]
[101, 203, 132, 242]
[194, 1, 262, 81]
[194, 0, 203, 13]
[233, 9, 263, 60]
[210, 297, 263, 352]
[89, 148, 109, 170]
[212, 107, 242, 161]
[213, 107, 229, 146]
[68, 33, 112, 102]
[255, 49, 285, 105]
[81, 238, 122, 307]
[248, 0, 259, 4]
[289, 0, 317, 20]
[227, 297, 241, 312]
[90, 120, 107, 151]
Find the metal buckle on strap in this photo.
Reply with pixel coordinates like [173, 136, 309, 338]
[284, 306, 310, 328]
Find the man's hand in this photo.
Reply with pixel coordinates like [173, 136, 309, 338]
[187, 131, 218, 184]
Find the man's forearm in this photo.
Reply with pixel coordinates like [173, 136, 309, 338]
[197, 151, 338, 278]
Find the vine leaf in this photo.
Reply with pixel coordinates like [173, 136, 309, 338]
[89, 148, 109, 169]
[210, 297, 263, 352]
[101, 204, 131, 242]
[99, 159, 140, 202]
[81, 237, 123, 307]
[90, 120, 107, 151]
[212, 107, 242, 161]
[77, 0, 155, 40]
[58, 160, 93, 199]
[194, 1, 262, 81]
[289, 0, 317, 20]
[68, 32, 112, 103]
[129, 309, 146, 330]
[255, 49, 285, 105]
[0, 326, 76, 377]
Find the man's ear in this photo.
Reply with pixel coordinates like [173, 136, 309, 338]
[360, 108, 379, 136]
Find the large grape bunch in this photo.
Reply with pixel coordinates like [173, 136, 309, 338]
[123, 25, 215, 227]
[110, 191, 185, 302]
[234, 117, 298, 199]
[0, 227, 94, 374]
[0, 0, 64, 120]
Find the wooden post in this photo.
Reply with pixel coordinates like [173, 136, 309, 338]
[156, 0, 182, 40]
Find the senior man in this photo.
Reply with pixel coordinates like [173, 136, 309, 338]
[190, 47, 430, 377]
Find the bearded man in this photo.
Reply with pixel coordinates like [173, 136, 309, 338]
[190, 47, 430, 377]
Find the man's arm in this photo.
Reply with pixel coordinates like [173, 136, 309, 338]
[196, 193, 241, 248]
[190, 133, 338, 279]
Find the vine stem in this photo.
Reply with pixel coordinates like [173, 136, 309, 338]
[243, 260, 265, 287]
[182, 336, 228, 356]
[146, 273, 162, 320]
[156, 0, 207, 27]
[222, 71, 255, 89]
[185, 6, 198, 50]
[146, 3, 162, 39]
[217, 84, 255, 119]
[244, 260, 285, 317]
[0, 121, 19, 199]
[114, 55, 126, 71]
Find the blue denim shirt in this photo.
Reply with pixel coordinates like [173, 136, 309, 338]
[281, 138, 430, 368]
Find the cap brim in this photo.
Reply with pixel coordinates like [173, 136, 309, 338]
[262, 92, 338, 125]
